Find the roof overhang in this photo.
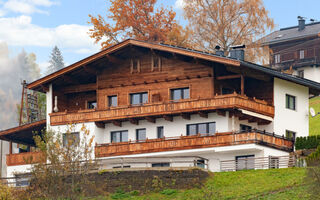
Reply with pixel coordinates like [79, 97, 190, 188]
[0, 120, 46, 146]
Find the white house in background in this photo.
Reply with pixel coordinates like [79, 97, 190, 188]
[1, 39, 320, 179]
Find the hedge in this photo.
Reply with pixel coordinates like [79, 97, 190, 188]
[295, 135, 320, 150]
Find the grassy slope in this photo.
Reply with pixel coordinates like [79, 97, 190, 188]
[93, 168, 311, 200]
[309, 96, 320, 135]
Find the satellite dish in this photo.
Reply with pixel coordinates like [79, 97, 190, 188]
[310, 107, 316, 117]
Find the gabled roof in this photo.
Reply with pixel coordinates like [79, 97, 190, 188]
[262, 22, 320, 45]
[27, 39, 320, 93]
[27, 39, 240, 90]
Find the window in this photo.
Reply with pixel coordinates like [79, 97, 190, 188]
[108, 95, 117, 107]
[286, 94, 296, 110]
[151, 55, 161, 71]
[111, 130, 128, 143]
[113, 165, 131, 169]
[285, 130, 296, 140]
[136, 128, 146, 141]
[170, 87, 190, 101]
[186, 122, 216, 136]
[269, 156, 279, 169]
[63, 132, 80, 147]
[196, 159, 205, 169]
[298, 70, 304, 78]
[130, 59, 140, 73]
[299, 50, 304, 59]
[275, 54, 280, 64]
[152, 163, 170, 167]
[130, 92, 148, 105]
[157, 126, 164, 138]
[236, 155, 255, 170]
[87, 101, 97, 109]
[240, 124, 252, 132]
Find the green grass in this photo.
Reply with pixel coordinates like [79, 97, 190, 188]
[309, 96, 320, 135]
[89, 167, 311, 200]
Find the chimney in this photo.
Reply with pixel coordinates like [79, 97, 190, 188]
[298, 16, 305, 31]
[215, 45, 225, 56]
[229, 45, 245, 61]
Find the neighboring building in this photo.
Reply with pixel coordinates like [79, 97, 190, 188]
[1, 39, 320, 179]
[262, 17, 320, 82]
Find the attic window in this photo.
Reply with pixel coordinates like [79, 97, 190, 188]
[151, 55, 161, 71]
[130, 59, 140, 73]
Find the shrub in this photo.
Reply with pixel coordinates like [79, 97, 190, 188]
[295, 135, 320, 150]
[160, 189, 177, 195]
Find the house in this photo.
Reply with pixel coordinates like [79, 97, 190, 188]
[262, 16, 320, 82]
[1, 39, 320, 179]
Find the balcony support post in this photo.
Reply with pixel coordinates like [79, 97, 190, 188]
[241, 75, 245, 95]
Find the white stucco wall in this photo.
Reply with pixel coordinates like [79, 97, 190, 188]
[273, 78, 309, 137]
[7, 164, 32, 178]
[292, 66, 320, 83]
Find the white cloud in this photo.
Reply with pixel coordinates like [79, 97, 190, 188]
[0, 15, 100, 54]
[2, 0, 58, 15]
[174, 0, 185, 10]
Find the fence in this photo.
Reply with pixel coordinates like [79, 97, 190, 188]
[220, 155, 296, 172]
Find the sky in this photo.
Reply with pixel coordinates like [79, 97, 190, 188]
[1, 0, 320, 74]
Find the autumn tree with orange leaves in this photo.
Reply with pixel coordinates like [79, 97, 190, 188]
[183, 0, 274, 63]
[89, 0, 191, 49]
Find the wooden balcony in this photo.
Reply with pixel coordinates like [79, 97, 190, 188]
[50, 94, 274, 126]
[6, 151, 44, 166]
[95, 131, 294, 158]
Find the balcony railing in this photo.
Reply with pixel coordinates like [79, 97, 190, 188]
[95, 131, 293, 158]
[6, 151, 44, 166]
[50, 94, 274, 126]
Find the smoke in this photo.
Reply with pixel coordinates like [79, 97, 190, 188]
[0, 42, 39, 130]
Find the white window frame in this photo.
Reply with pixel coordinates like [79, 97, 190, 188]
[275, 54, 280, 64]
[299, 50, 304, 59]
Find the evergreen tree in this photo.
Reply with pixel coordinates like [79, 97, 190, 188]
[46, 46, 65, 75]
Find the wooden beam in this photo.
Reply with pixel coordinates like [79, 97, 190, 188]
[106, 54, 122, 64]
[83, 66, 97, 75]
[181, 113, 191, 120]
[112, 120, 122, 127]
[95, 121, 105, 128]
[241, 75, 245, 95]
[61, 83, 97, 94]
[216, 74, 241, 80]
[62, 75, 79, 85]
[163, 115, 173, 122]
[145, 116, 156, 123]
[129, 118, 139, 125]
[198, 111, 208, 118]
[40, 85, 49, 92]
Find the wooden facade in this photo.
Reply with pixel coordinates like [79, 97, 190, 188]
[95, 131, 294, 158]
[6, 151, 44, 166]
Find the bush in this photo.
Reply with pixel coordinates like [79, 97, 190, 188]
[295, 135, 320, 150]
[160, 189, 177, 195]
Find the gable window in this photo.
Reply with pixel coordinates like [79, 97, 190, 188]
[299, 50, 305, 59]
[130, 92, 148, 105]
[87, 101, 97, 109]
[286, 94, 296, 110]
[111, 130, 128, 143]
[130, 59, 140, 73]
[151, 55, 161, 71]
[275, 54, 280, 64]
[187, 122, 216, 136]
[136, 128, 146, 141]
[63, 132, 80, 147]
[157, 126, 164, 138]
[240, 124, 252, 132]
[170, 87, 190, 101]
[285, 130, 296, 140]
[297, 70, 304, 78]
[108, 95, 118, 107]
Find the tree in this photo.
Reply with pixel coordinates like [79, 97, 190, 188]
[46, 46, 65, 75]
[88, 0, 191, 49]
[28, 125, 98, 199]
[183, 0, 274, 63]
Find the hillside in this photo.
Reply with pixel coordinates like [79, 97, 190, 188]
[92, 168, 310, 200]
[310, 96, 320, 135]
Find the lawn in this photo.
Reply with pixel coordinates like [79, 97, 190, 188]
[309, 96, 320, 135]
[91, 167, 311, 200]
